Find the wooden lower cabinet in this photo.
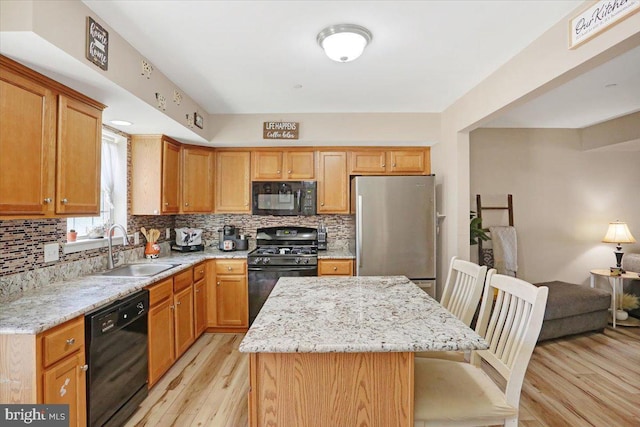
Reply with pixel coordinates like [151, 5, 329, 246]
[318, 258, 354, 276]
[248, 352, 413, 426]
[0, 316, 87, 427]
[147, 266, 199, 388]
[207, 259, 249, 331]
[43, 351, 87, 427]
[194, 276, 207, 338]
[174, 284, 195, 358]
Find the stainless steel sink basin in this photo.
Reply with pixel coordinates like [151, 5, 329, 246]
[100, 263, 178, 277]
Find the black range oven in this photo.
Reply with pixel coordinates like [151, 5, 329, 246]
[247, 226, 318, 325]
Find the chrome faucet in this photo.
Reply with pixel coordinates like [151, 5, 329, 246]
[107, 224, 131, 269]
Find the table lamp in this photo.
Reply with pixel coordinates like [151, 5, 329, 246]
[602, 221, 636, 271]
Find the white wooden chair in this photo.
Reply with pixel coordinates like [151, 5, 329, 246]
[414, 271, 549, 427]
[416, 257, 488, 361]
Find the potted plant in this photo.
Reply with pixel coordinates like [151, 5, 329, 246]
[470, 211, 490, 245]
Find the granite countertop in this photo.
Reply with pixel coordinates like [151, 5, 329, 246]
[239, 276, 488, 353]
[0, 248, 249, 335]
[0, 245, 356, 335]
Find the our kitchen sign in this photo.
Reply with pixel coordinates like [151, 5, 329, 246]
[569, 0, 639, 49]
[263, 121, 299, 140]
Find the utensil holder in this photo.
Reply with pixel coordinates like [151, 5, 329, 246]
[145, 242, 160, 259]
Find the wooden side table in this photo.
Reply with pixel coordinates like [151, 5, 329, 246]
[590, 269, 640, 328]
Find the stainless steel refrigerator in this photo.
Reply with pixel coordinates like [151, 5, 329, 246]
[352, 175, 437, 296]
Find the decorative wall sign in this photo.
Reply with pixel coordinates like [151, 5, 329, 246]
[86, 17, 109, 70]
[263, 121, 299, 140]
[569, 0, 640, 49]
[194, 112, 204, 129]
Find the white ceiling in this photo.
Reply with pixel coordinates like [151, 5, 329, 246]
[82, 0, 584, 116]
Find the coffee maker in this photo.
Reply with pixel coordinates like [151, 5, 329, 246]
[218, 225, 239, 251]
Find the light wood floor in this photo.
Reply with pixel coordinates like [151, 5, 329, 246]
[127, 327, 640, 427]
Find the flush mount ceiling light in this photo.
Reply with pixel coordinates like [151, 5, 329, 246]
[110, 120, 132, 126]
[317, 24, 372, 63]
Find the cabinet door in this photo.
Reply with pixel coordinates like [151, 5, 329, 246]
[148, 298, 175, 387]
[56, 95, 102, 215]
[285, 151, 315, 179]
[183, 146, 214, 213]
[349, 150, 386, 174]
[174, 285, 195, 358]
[216, 275, 248, 327]
[215, 151, 251, 213]
[194, 279, 207, 338]
[317, 151, 349, 214]
[387, 150, 427, 174]
[43, 352, 86, 427]
[252, 151, 283, 180]
[161, 138, 181, 214]
[0, 68, 56, 216]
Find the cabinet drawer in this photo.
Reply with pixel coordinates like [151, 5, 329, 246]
[215, 260, 247, 275]
[318, 259, 354, 276]
[42, 317, 85, 368]
[174, 268, 193, 292]
[147, 278, 173, 306]
[193, 262, 206, 282]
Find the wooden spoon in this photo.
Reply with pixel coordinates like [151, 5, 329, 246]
[140, 227, 148, 241]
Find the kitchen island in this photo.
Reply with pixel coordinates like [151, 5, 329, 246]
[239, 276, 487, 427]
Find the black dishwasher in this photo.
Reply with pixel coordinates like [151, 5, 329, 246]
[85, 289, 149, 427]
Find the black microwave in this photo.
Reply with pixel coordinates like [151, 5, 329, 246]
[252, 181, 316, 216]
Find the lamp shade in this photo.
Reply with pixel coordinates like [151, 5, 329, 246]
[602, 221, 636, 244]
[317, 24, 372, 62]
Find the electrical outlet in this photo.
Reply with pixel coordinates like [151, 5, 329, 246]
[133, 232, 140, 245]
[44, 243, 59, 263]
[166, 228, 170, 239]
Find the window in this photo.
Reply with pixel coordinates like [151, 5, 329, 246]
[67, 129, 127, 240]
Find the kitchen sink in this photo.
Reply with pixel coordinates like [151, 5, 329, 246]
[100, 263, 178, 277]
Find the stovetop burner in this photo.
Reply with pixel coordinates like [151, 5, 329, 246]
[248, 226, 319, 266]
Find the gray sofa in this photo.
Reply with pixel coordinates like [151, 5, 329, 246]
[533, 281, 610, 341]
[623, 253, 640, 318]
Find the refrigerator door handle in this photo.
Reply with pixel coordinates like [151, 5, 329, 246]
[357, 195, 363, 269]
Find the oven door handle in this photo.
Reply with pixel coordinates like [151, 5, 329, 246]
[248, 266, 317, 272]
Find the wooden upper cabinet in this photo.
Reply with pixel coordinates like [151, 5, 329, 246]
[131, 135, 181, 215]
[56, 95, 102, 215]
[349, 150, 387, 174]
[349, 148, 430, 175]
[252, 150, 314, 180]
[317, 151, 349, 214]
[387, 149, 429, 174]
[215, 151, 251, 213]
[182, 145, 214, 213]
[0, 55, 105, 218]
[0, 66, 55, 216]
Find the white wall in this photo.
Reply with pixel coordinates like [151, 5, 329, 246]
[470, 128, 640, 286]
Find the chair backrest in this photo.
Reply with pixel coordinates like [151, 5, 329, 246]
[472, 271, 548, 410]
[440, 256, 489, 326]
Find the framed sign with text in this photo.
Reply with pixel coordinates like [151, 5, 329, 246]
[86, 17, 109, 70]
[569, 0, 640, 49]
[263, 121, 299, 140]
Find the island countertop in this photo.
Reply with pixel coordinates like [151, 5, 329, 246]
[239, 276, 488, 353]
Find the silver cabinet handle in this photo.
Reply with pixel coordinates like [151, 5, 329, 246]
[164, 202, 169, 206]
[43, 198, 52, 204]
[320, 202, 325, 206]
[61, 198, 68, 204]
[381, 164, 386, 167]
[217, 281, 221, 287]
[227, 266, 232, 271]
[393, 163, 397, 167]
[185, 202, 189, 206]
[176, 301, 181, 305]
[81, 364, 88, 372]
[288, 170, 292, 174]
[333, 266, 338, 271]
[195, 289, 200, 293]
[66, 338, 75, 345]
[277, 170, 281, 174]
[170, 305, 175, 310]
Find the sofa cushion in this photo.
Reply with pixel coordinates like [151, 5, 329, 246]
[533, 281, 610, 321]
